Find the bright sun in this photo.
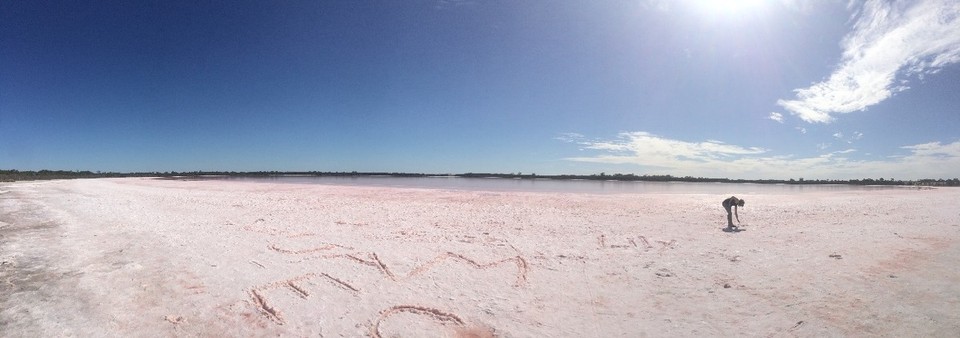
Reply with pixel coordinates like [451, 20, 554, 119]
[690, 0, 768, 18]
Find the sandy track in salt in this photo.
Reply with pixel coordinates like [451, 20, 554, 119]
[1, 178, 958, 337]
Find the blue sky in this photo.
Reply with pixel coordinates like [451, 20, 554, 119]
[1, 0, 958, 179]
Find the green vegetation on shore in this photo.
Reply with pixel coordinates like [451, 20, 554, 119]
[3, 169, 959, 186]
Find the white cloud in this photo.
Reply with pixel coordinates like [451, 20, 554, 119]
[563, 131, 960, 179]
[796, 127, 807, 134]
[900, 141, 960, 157]
[834, 148, 857, 154]
[832, 130, 864, 144]
[555, 132, 585, 143]
[769, 112, 784, 123]
[567, 132, 766, 170]
[777, 0, 960, 123]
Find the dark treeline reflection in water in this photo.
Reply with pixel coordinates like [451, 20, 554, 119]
[196, 175, 910, 194]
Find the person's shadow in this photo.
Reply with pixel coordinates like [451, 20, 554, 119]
[721, 226, 746, 233]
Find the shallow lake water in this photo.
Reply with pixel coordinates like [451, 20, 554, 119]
[193, 175, 907, 195]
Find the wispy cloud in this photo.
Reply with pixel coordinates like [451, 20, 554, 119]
[796, 127, 807, 134]
[768, 112, 784, 123]
[567, 132, 766, 169]
[899, 141, 960, 158]
[555, 132, 585, 143]
[833, 130, 864, 144]
[563, 132, 960, 179]
[777, 0, 960, 123]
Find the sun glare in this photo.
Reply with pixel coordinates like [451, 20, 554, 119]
[690, 0, 767, 19]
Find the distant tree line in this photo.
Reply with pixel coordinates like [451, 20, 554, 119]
[0, 169, 152, 182]
[0, 170, 435, 182]
[458, 172, 960, 186]
[2, 169, 959, 186]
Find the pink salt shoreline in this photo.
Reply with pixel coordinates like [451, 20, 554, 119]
[1, 178, 958, 337]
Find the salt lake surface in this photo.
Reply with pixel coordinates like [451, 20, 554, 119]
[189, 175, 906, 194]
